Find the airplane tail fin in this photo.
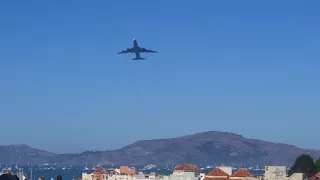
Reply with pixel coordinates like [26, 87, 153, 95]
[133, 57, 145, 60]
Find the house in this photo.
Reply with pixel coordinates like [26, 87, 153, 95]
[204, 167, 257, 180]
[264, 166, 302, 180]
[204, 167, 230, 180]
[119, 166, 138, 175]
[91, 168, 110, 180]
[170, 163, 201, 180]
[82, 167, 160, 180]
[230, 168, 256, 180]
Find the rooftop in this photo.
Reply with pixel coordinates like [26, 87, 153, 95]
[231, 168, 255, 177]
[206, 168, 229, 177]
[173, 164, 200, 172]
[94, 168, 106, 174]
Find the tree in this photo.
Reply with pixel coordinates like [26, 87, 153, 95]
[315, 159, 320, 171]
[288, 154, 318, 178]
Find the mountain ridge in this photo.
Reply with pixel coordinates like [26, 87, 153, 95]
[1, 131, 319, 166]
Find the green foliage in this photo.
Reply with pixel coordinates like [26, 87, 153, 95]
[288, 154, 318, 178]
[315, 159, 320, 171]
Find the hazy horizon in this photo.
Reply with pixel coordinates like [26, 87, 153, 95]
[4, 130, 320, 154]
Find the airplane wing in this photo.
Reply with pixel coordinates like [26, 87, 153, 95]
[138, 47, 157, 53]
[118, 47, 135, 54]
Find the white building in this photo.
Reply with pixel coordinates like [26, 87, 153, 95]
[82, 168, 164, 180]
[264, 166, 303, 180]
[82, 164, 304, 180]
[169, 164, 201, 180]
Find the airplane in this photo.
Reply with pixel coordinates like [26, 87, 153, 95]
[118, 39, 157, 60]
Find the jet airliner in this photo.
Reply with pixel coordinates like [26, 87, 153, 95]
[118, 39, 157, 60]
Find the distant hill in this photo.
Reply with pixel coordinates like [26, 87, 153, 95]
[0, 144, 55, 164]
[2, 131, 320, 166]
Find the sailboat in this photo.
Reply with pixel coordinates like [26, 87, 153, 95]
[107, 164, 115, 171]
[91, 166, 96, 171]
[7, 165, 12, 171]
[254, 165, 260, 171]
[163, 164, 168, 170]
[83, 164, 89, 171]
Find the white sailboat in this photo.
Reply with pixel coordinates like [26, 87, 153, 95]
[253, 165, 260, 171]
[83, 164, 89, 171]
[107, 164, 115, 171]
[7, 165, 12, 171]
[144, 164, 156, 170]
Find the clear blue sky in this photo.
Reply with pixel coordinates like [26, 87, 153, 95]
[0, 0, 319, 154]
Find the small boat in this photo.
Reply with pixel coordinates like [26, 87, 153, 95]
[83, 164, 89, 171]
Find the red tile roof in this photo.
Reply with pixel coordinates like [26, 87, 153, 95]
[204, 178, 229, 180]
[231, 168, 254, 177]
[173, 164, 200, 171]
[206, 168, 229, 176]
[94, 168, 105, 174]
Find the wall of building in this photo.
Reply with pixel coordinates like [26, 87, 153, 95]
[172, 171, 199, 177]
[265, 166, 286, 180]
[83, 165, 304, 180]
[109, 175, 136, 180]
[199, 173, 205, 180]
[287, 173, 303, 180]
[82, 173, 91, 180]
[230, 177, 257, 180]
[82, 173, 170, 180]
[170, 171, 199, 180]
[217, 167, 232, 176]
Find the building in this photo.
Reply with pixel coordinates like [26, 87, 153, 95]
[83, 167, 161, 180]
[219, 167, 232, 176]
[204, 167, 231, 180]
[137, 172, 162, 180]
[82, 164, 304, 180]
[170, 163, 201, 180]
[230, 168, 256, 180]
[265, 166, 286, 180]
[204, 167, 257, 180]
[119, 166, 138, 175]
[91, 168, 109, 180]
[264, 166, 302, 180]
